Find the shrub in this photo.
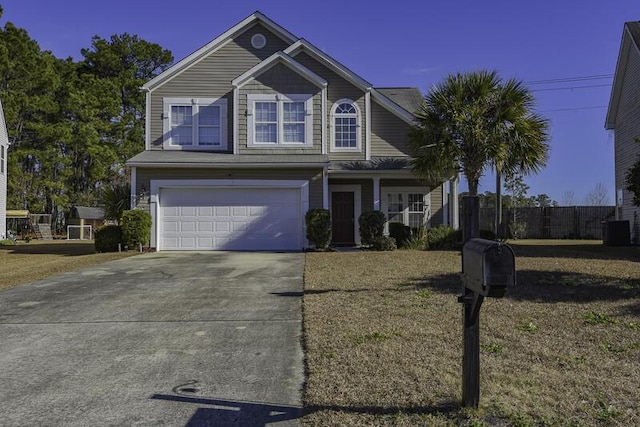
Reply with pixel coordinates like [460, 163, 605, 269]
[372, 236, 397, 251]
[95, 225, 123, 253]
[120, 210, 152, 249]
[426, 226, 460, 250]
[404, 226, 428, 250]
[305, 208, 332, 249]
[359, 211, 386, 247]
[0, 239, 16, 246]
[389, 222, 412, 248]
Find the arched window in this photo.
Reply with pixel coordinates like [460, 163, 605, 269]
[331, 99, 360, 151]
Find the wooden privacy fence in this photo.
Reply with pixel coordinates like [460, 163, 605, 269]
[476, 206, 616, 239]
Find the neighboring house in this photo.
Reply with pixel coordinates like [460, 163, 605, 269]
[68, 206, 106, 239]
[127, 11, 459, 251]
[0, 97, 8, 240]
[606, 21, 640, 235]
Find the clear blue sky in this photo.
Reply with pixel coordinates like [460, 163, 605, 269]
[3, 0, 638, 204]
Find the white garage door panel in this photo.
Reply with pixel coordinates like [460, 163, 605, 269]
[160, 187, 302, 250]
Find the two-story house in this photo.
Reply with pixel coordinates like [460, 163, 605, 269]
[127, 12, 459, 251]
[606, 21, 640, 238]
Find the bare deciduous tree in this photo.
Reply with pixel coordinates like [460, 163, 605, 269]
[561, 190, 575, 206]
[584, 183, 609, 206]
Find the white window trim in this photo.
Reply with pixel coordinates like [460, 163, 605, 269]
[330, 98, 362, 152]
[247, 94, 313, 147]
[381, 186, 432, 233]
[163, 97, 228, 150]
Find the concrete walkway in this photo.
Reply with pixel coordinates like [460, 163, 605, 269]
[0, 252, 305, 426]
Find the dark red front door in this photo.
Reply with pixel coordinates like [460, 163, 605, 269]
[332, 192, 355, 245]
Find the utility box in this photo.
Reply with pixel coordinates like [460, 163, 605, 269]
[462, 238, 515, 298]
[602, 220, 630, 246]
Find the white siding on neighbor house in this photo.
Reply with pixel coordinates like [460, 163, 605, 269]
[613, 41, 640, 229]
[0, 98, 7, 239]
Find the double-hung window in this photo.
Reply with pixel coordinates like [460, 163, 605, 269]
[163, 98, 227, 150]
[331, 99, 361, 152]
[381, 187, 431, 230]
[247, 94, 313, 147]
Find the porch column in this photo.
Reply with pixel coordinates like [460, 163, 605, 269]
[323, 167, 329, 209]
[450, 176, 459, 230]
[373, 177, 381, 211]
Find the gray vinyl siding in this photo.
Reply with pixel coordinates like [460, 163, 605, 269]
[293, 52, 367, 161]
[329, 179, 374, 212]
[135, 167, 324, 210]
[614, 44, 640, 225]
[149, 23, 292, 150]
[238, 63, 322, 154]
[371, 101, 411, 157]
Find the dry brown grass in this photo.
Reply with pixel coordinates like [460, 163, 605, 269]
[0, 240, 138, 291]
[302, 241, 640, 426]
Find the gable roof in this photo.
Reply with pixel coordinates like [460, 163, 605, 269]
[606, 21, 640, 129]
[142, 11, 417, 124]
[232, 52, 327, 88]
[142, 11, 299, 92]
[376, 88, 423, 115]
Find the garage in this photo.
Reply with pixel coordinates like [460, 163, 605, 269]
[158, 186, 304, 251]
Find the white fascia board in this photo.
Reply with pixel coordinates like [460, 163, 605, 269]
[126, 162, 328, 168]
[285, 40, 373, 91]
[606, 26, 639, 129]
[232, 52, 327, 88]
[143, 12, 299, 92]
[328, 169, 414, 179]
[371, 90, 416, 125]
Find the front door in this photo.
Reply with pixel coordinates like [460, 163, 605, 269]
[332, 192, 355, 245]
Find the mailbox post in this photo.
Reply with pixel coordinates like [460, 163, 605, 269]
[459, 238, 515, 407]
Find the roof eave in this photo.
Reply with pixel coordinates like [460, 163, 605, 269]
[126, 161, 328, 168]
[232, 52, 328, 89]
[606, 24, 640, 129]
[284, 40, 373, 91]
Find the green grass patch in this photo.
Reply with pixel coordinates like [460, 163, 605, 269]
[583, 311, 618, 325]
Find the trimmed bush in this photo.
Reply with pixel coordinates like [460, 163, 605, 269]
[359, 211, 386, 247]
[305, 208, 332, 249]
[0, 239, 16, 246]
[95, 225, 123, 253]
[389, 222, 412, 248]
[426, 226, 460, 250]
[372, 236, 397, 251]
[121, 210, 152, 249]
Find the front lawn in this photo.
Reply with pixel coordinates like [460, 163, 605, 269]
[0, 240, 138, 291]
[302, 241, 640, 426]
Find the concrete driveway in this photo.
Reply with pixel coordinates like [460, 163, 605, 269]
[0, 252, 305, 426]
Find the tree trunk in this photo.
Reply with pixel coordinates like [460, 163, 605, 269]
[495, 167, 502, 238]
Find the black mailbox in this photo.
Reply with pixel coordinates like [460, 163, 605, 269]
[462, 238, 515, 298]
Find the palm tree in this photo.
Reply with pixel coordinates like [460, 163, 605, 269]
[101, 183, 131, 222]
[408, 70, 549, 196]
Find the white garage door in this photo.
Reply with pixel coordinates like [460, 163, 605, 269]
[160, 187, 302, 251]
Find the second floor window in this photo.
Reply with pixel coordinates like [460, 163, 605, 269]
[331, 99, 360, 151]
[247, 94, 313, 147]
[163, 98, 227, 150]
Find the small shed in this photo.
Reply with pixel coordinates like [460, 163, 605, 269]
[68, 207, 106, 239]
